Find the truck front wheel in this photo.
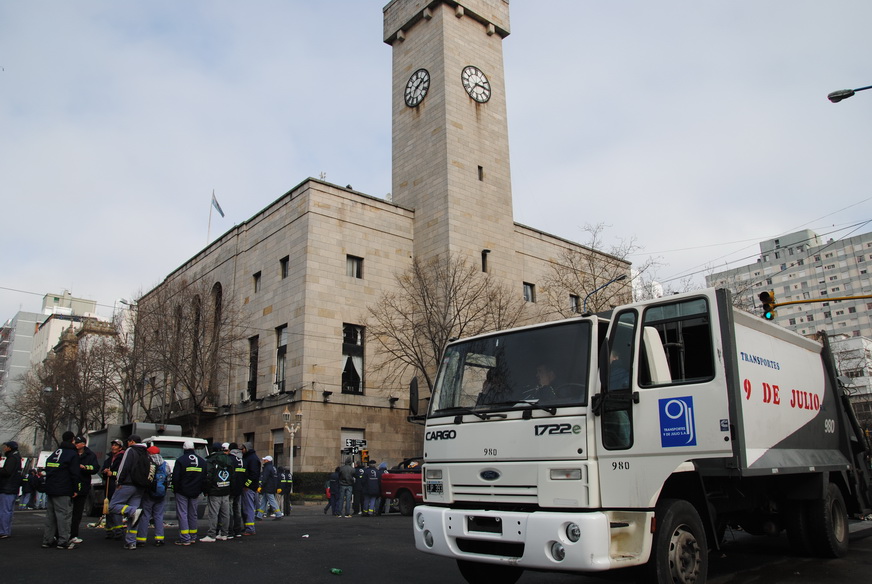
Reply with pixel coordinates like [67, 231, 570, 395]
[457, 560, 522, 584]
[648, 499, 708, 584]
[807, 482, 849, 558]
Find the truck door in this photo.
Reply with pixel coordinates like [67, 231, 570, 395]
[595, 290, 733, 509]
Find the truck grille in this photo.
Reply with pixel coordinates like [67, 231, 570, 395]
[452, 483, 537, 503]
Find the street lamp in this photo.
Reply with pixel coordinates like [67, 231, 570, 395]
[827, 84, 872, 103]
[583, 274, 629, 315]
[282, 407, 302, 514]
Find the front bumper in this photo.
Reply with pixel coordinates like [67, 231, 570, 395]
[413, 505, 614, 572]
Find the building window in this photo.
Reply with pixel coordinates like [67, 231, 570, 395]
[789, 318, 796, 325]
[523, 282, 536, 303]
[478, 165, 484, 181]
[253, 271, 262, 293]
[849, 307, 857, 314]
[570, 294, 581, 313]
[275, 325, 287, 393]
[342, 324, 364, 394]
[346, 255, 363, 279]
[481, 249, 489, 273]
[807, 314, 814, 322]
[280, 256, 289, 279]
[247, 336, 259, 401]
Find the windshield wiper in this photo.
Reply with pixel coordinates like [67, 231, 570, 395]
[431, 407, 488, 422]
[518, 399, 557, 418]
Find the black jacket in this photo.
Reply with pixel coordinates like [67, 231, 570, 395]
[229, 450, 245, 496]
[204, 452, 233, 496]
[259, 462, 278, 494]
[172, 450, 206, 499]
[101, 449, 124, 496]
[76, 447, 100, 495]
[44, 441, 82, 497]
[242, 449, 261, 490]
[362, 465, 381, 496]
[0, 449, 22, 495]
[117, 444, 147, 486]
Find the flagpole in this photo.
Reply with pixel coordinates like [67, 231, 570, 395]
[207, 190, 214, 244]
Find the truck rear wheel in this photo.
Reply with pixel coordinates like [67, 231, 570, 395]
[457, 560, 522, 584]
[807, 482, 849, 558]
[398, 491, 415, 516]
[785, 501, 813, 556]
[648, 499, 708, 584]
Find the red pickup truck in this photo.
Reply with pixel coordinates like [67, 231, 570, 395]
[380, 457, 423, 516]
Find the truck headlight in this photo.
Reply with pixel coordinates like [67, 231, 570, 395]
[415, 512, 426, 530]
[425, 468, 442, 480]
[550, 541, 566, 561]
[423, 530, 434, 548]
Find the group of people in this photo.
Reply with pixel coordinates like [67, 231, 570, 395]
[0, 433, 289, 550]
[324, 457, 389, 517]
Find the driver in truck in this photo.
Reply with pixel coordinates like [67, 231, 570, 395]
[532, 362, 562, 403]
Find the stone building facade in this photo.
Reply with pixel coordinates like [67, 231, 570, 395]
[137, 0, 629, 473]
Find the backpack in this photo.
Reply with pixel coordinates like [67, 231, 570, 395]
[150, 461, 169, 497]
[129, 447, 158, 489]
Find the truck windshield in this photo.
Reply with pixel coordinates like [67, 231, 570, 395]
[151, 442, 209, 462]
[430, 319, 592, 416]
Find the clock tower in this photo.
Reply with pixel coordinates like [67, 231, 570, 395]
[384, 0, 515, 275]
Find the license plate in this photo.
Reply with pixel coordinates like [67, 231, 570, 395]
[426, 481, 443, 494]
[467, 515, 502, 534]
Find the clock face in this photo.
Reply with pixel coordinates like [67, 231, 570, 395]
[461, 65, 491, 103]
[404, 68, 430, 107]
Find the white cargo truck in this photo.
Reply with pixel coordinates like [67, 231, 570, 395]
[412, 288, 872, 583]
[86, 422, 208, 517]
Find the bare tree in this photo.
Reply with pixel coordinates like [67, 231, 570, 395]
[541, 223, 651, 318]
[366, 254, 527, 393]
[1, 320, 119, 450]
[74, 331, 124, 429]
[703, 264, 763, 313]
[132, 277, 249, 435]
[3, 360, 73, 450]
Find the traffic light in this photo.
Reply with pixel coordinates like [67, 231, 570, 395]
[759, 290, 777, 320]
[361, 449, 369, 464]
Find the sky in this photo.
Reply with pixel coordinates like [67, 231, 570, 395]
[2, 0, 872, 321]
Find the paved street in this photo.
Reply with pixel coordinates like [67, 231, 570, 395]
[3, 504, 871, 584]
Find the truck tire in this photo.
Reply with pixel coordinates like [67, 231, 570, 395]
[807, 482, 849, 558]
[398, 490, 416, 516]
[785, 501, 813, 556]
[457, 560, 522, 584]
[647, 499, 708, 584]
